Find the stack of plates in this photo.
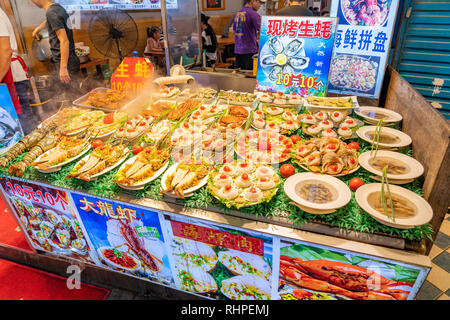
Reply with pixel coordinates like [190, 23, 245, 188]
[284, 172, 352, 214]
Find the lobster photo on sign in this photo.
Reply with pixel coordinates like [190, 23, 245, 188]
[70, 192, 174, 286]
[278, 239, 428, 300]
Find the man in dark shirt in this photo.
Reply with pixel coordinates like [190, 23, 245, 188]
[31, 0, 80, 100]
[275, 0, 314, 16]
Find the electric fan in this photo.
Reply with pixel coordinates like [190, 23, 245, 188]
[88, 8, 138, 61]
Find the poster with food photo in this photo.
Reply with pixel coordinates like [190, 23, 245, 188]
[161, 213, 275, 300]
[329, 0, 400, 98]
[278, 239, 429, 300]
[70, 192, 174, 287]
[256, 16, 337, 96]
[0, 178, 96, 264]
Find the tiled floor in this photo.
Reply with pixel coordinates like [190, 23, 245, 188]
[415, 212, 450, 300]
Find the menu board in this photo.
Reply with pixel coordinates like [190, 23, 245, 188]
[55, 0, 178, 11]
[256, 16, 337, 96]
[69, 192, 174, 286]
[328, 0, 400, 98]
[0, 177, 431, 300]
[277, 238, 428, 300]
[0, 178, 96, 264]
[160, 213, 276, 300]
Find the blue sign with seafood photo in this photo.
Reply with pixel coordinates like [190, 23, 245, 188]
[256, 16, 338, 96]
[69, 192, 175, 287]
[328, 0, 400, 98]
[0, 84, 23, 156]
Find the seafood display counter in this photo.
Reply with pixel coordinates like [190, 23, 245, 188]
[0, 68, 447, 300]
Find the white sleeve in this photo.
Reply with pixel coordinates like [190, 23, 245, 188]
[0, 17, 11, 37]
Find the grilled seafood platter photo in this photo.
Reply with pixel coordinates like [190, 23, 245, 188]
[291, 137, 360, 176]
[97, 246, 142, 273]
[175, 267, 218, 294]
[221, 275, 271, 300]
[218, 249, 272, 281]
[170, 237, 218, 272]
[60, 110, 105, 136]
[207, 160, 281, 208]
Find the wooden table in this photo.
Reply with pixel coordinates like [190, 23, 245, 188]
[217, 36, 235, 63]
[144, 50, 165, 71]
[80, 58, 109, 80]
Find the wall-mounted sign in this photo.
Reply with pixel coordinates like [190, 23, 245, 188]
[328, 0, 400, 98]
[55, 0, 178, 11]
[70, 192, 175, 286]
[0, 177, 97, 264]
[256, 16, 338, 96]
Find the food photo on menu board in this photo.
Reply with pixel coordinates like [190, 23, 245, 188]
[0, 178, 96, 264]
[161, 214, 275, 300]
[328, 0, 399, 98]
[69, 192, 174, 286]
[256, 16, 337, 96]
[277, 239, 428, 300]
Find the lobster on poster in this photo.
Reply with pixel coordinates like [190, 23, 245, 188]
[278, 239, 427, 300]
[70, 192, 174, 286]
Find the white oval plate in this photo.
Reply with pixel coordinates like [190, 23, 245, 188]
[356, 126, 412, 149]
[304, 96, 359, 112]
[72, 148, 130, 181]
[97, 246, 142, 273]
[34, 145, 91, 173]
[355, 107, 402, 125]
[355, 183, 433, 229]
[358, 150, 424, 181]
[117, 157, 169, 190]
[160, 162, 209, 198]
[284, 172, 352, 211]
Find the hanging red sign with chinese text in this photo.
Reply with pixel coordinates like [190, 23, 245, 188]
[111, 57, 154, 93]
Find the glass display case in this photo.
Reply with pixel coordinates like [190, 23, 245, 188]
[161, 0, 202, 73]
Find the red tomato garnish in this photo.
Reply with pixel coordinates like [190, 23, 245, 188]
[242, 173, 249, 180]
[349, 178, 364, 191]
[347, 142, 360, 151]
[290, 135, 301, 143]
[280, 164, 295, 178]
[92, 140, 104, 149]
[131, 145, 143, 154]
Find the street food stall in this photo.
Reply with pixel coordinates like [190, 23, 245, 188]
[0, 0, 449, 301]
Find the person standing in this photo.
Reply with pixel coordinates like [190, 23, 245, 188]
[201, 14, 218, 67]
[275, 0, 314, 16]
[233, 0, 263, 70]
[31, 0, 80, 102]
[0, 8, 36, 134]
